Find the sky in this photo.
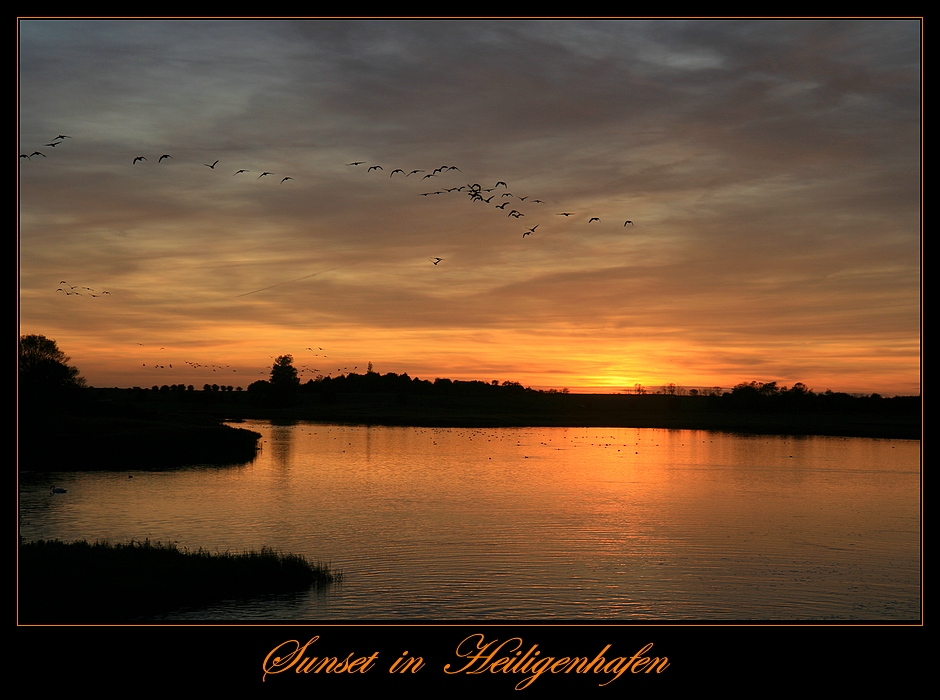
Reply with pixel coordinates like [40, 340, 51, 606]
[17, 19, 922, 395]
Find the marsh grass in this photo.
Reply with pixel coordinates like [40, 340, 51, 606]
[18, 538, 339, 622]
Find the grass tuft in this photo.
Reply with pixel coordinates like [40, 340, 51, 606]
[19, 538, 339, 622]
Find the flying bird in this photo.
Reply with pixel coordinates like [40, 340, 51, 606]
[158, 154, 172, 162]
[390, 169, 404, 177]
[430, 257, 444, 265]
[53, 135, 71, 140]
[133, 156, 147, 164]
[624, 220, 634, 226]
[557, 212, 572, 217]
[233, 169, 249, 175]
[258, 172, 273, 179]
[281, 177, 293, 184]
[408, 170, 425, 176]
[368, 165, 383, 172]
[589, 217, 600, 223]
[205, 160, 219, 169]
[347, 161, 365, 166]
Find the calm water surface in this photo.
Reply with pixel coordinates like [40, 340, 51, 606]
[19, 423, 921, 620]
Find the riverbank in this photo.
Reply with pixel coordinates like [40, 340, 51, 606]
[17, 388, 920, 476]
[18, 539, 339, 623]
[18, 408, 262, 472]
[81, 387, 921, 440]
[235, 393, 921, 439]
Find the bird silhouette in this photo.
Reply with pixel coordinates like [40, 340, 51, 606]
[158, 154, 172, 162]
[589, 217, 600, 223]
[258, 172, 273, 179]
[430, 257, 444, 265]
[624, 220, 634, 226]
[133, 156, 147, 164]
[205, 160, 219, 169]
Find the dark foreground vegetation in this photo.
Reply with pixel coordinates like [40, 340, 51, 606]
[19, 539, 339, 623]
[19, 407, 262, 471]
[19, 334, 262, 471]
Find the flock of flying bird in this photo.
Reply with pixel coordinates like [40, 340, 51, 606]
[20, 136, 297, 184]
[24, 134, 639, 384]
[344, 159, 637, 263]
[19, 133, 71, 161]
[130, 154, 295, 184]
[22, 136, 638, 272]
[56, 281, 110, 298]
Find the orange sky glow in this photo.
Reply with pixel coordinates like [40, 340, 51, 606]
[18, 19, 921, 395]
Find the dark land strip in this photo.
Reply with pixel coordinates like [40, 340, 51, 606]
[18, 539, 338, 623]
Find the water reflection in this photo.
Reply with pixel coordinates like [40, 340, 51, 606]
[19, 424, 920, 620]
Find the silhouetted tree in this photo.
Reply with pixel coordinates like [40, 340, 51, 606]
[19, 335, 86, 397]
[270, 355, 299, 388]
[269, 354, 300, 403]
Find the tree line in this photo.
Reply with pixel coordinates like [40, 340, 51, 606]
[19, 338, 919, 416]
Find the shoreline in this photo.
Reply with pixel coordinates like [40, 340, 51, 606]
[18, 387, 920, 475]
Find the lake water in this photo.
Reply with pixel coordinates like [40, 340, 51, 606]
[19, 423, 921, 621]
